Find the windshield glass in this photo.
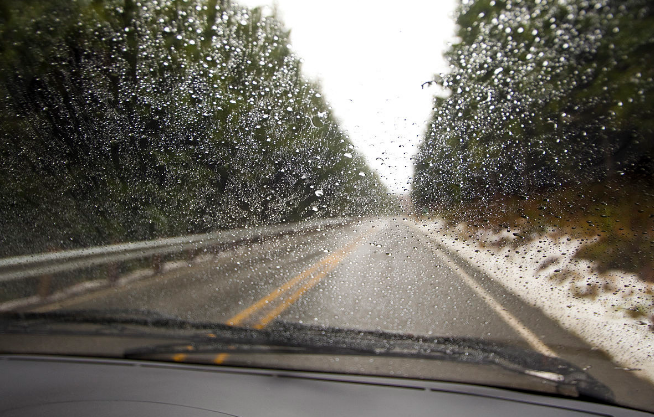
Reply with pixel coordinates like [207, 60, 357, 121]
[1, 0, 653, 412]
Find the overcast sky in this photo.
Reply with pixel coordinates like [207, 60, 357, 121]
[238, 0, 459, 194]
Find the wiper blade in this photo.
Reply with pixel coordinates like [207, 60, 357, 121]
[0, 309, 233, 338]
[6, 308, 181, 322]
[0, 312, 613, 403]
[124, 321, 614, 403]
[0, 309, 195, 330]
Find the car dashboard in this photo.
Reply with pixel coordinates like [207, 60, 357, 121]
[0, 355, 651, 416]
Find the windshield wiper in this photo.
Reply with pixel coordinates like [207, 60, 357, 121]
[123, 321, 613, 402]
[0, 311, 613, 403]
[0, 309, 203, 334]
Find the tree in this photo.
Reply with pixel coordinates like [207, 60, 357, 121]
[0, 0, 390, 256]
[413, 0, 654, 210]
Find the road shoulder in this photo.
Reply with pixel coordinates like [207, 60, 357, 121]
[407, 218, 654, 385]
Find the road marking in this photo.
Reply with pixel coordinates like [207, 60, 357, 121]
[214, 226, 377, 364]
[225, 231, 371, 327]
[253, 243, 353, 329]
[409, 223, 558, 358]
[224, 253, 336, 326]
[29, 237, 293, 313]
[31, 260, 228, 313]
[213, 353, 229, 364]
[453, 265, 558, 357]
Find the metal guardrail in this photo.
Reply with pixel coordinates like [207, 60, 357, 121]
[0, 218, 354, 291]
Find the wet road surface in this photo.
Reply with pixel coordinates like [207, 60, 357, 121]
[33, 217, 654, 410]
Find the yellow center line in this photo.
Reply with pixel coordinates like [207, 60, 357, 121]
[225, 251, 341, 326]
[213, 353, 230, 364]
[227, 233, 367, 327]
[213, 227, 377, 364]
[253, 254, 345, 329]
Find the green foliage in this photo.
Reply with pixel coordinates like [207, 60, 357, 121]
[0, 0, 390, 256]
[413, 0, 654, 210]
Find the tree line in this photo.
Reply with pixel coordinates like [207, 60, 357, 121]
[0, 0, 391, 257]
[413, 0, 654, 210]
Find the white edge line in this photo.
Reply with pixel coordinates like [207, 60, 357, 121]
[408, 222, 558, 358]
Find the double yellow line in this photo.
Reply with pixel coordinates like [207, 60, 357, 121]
[226, 236, 364, 329]
[208, 229, 374, 364]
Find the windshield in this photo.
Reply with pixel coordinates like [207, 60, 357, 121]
[1, 0, 653, 412]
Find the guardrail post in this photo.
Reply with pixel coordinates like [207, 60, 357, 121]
[152, 254, 162, 274]
[36, 245, 59, 298]
[37, 274, 52, 299]
[106, 263, 119, 285]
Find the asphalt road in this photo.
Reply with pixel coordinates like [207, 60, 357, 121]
[34, 217, 654, 410]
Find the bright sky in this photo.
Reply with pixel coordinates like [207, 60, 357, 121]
[239, 0, 458, 194]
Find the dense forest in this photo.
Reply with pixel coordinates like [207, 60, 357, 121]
[0, 0, 391, 257]
[413, 0, 653, 208]
[412, 0, 654, 280]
